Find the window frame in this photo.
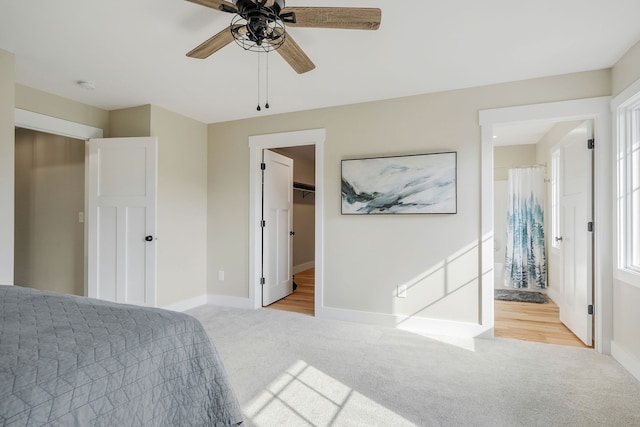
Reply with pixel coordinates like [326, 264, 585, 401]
[614, 86, 640, 287]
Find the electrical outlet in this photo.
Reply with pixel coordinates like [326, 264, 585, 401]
[397, 284, 407, 298]
[218, 271, 225, 281]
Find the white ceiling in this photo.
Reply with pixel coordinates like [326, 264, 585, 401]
[1, 0, 639, 124]
[492, 120, 557, 146]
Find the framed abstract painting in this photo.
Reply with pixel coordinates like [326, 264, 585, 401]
[341, 152, 457, 214]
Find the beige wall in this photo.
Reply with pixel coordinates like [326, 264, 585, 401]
[291, 190, 315, 270]
[207, 69, 610, 323]
[611, 41, 640, 363]
[150, 106, 208, 307]
[0, 49, 15, 284]
[613, 282, 640, 357]
[493, 144, 537, 181]
[14, 128, 85, 295]
[109, 105, 151, 137]
[535, 121, 584, 165]
[612, 40, 640, 96]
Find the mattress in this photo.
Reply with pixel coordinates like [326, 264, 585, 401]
[0, 285, 243, 426]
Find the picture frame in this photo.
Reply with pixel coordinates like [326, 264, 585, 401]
[341, 152, 457, 214]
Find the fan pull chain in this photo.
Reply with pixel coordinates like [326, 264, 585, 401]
[255, 52, 272, 112]
[256, 54, 261, 111]
[265, 51, 270, 109]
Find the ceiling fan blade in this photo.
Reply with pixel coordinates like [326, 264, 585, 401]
[280, 7, 381, 30]
[187, 26, 239, 59]
[185, 0, 237, 13]
[271, 33, 315, 74]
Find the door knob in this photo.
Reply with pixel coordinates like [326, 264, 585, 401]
[145, 235, 154, 242]
[289, 231, 295, 236]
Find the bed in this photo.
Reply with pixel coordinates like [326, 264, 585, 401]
[0, 285, 243, 426]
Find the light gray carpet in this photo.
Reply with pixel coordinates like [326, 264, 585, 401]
[187, 305, 640, 427]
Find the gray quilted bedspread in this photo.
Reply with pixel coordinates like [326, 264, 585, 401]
[0, 285, 243, 426]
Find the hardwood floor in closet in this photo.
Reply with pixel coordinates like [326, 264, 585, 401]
[494, 297, 590, 348]
[267, 268, 315, 316]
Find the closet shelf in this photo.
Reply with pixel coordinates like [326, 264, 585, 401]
[293, 181, 315, 198]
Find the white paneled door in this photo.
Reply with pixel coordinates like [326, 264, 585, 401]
[557, 121, 593, 346]
[87, 137, 157, 306]
[262, 150, 294, 306]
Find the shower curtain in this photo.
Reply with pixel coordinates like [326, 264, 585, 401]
[504, 167, 547, 289]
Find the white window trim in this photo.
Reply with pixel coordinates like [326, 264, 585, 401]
[612, 79, 640, 288]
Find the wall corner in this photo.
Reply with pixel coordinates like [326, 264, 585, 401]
[0, 48, 16, 285]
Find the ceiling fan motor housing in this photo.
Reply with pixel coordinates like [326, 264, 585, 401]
[233, 0, 284, 17]
[232, 0, 287, 47]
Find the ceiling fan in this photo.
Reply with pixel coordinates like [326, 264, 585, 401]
[185, 0, 382, 74]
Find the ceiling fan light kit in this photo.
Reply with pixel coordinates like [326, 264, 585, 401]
[229, 2, 287, 53]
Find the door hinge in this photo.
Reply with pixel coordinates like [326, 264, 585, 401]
[588, 222, 594, 232]
[587, 139, 595, 149]
[260, 277, 265, 285]
[260, 220, 266, 228]
[260, 162, 266, 170]
[588, 304, 594, 315]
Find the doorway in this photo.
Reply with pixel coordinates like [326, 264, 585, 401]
[14, 128, 85, 296]
[13, 109, 103, 300]
[266, 145, 316, 315]
[479, 97, 612, 353]
[491, 119, 594, 347]
[248, 128, 325, 315]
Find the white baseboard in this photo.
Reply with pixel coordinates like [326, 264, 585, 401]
[316, 306, 492, 338]
[546, 287, 561, 305]
[162, 294, 254, 312]
[162, 295, 208, 312]
[293, 261, 315, 275]
[611, 341, 640, 382]
[208, 294, 253, 310]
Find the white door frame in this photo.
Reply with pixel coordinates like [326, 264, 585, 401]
[249, 129, 325, 313]
[479, 96, 612, 353]
[15, 109, 103, 140]
[14, 109, 103, 295]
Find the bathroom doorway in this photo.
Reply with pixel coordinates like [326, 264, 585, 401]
[492, 119, 593, 348]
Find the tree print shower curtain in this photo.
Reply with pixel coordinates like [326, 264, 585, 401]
[504, 167, 547, 289]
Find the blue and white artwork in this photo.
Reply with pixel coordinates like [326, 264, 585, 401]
[341, 152, 457, 214]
